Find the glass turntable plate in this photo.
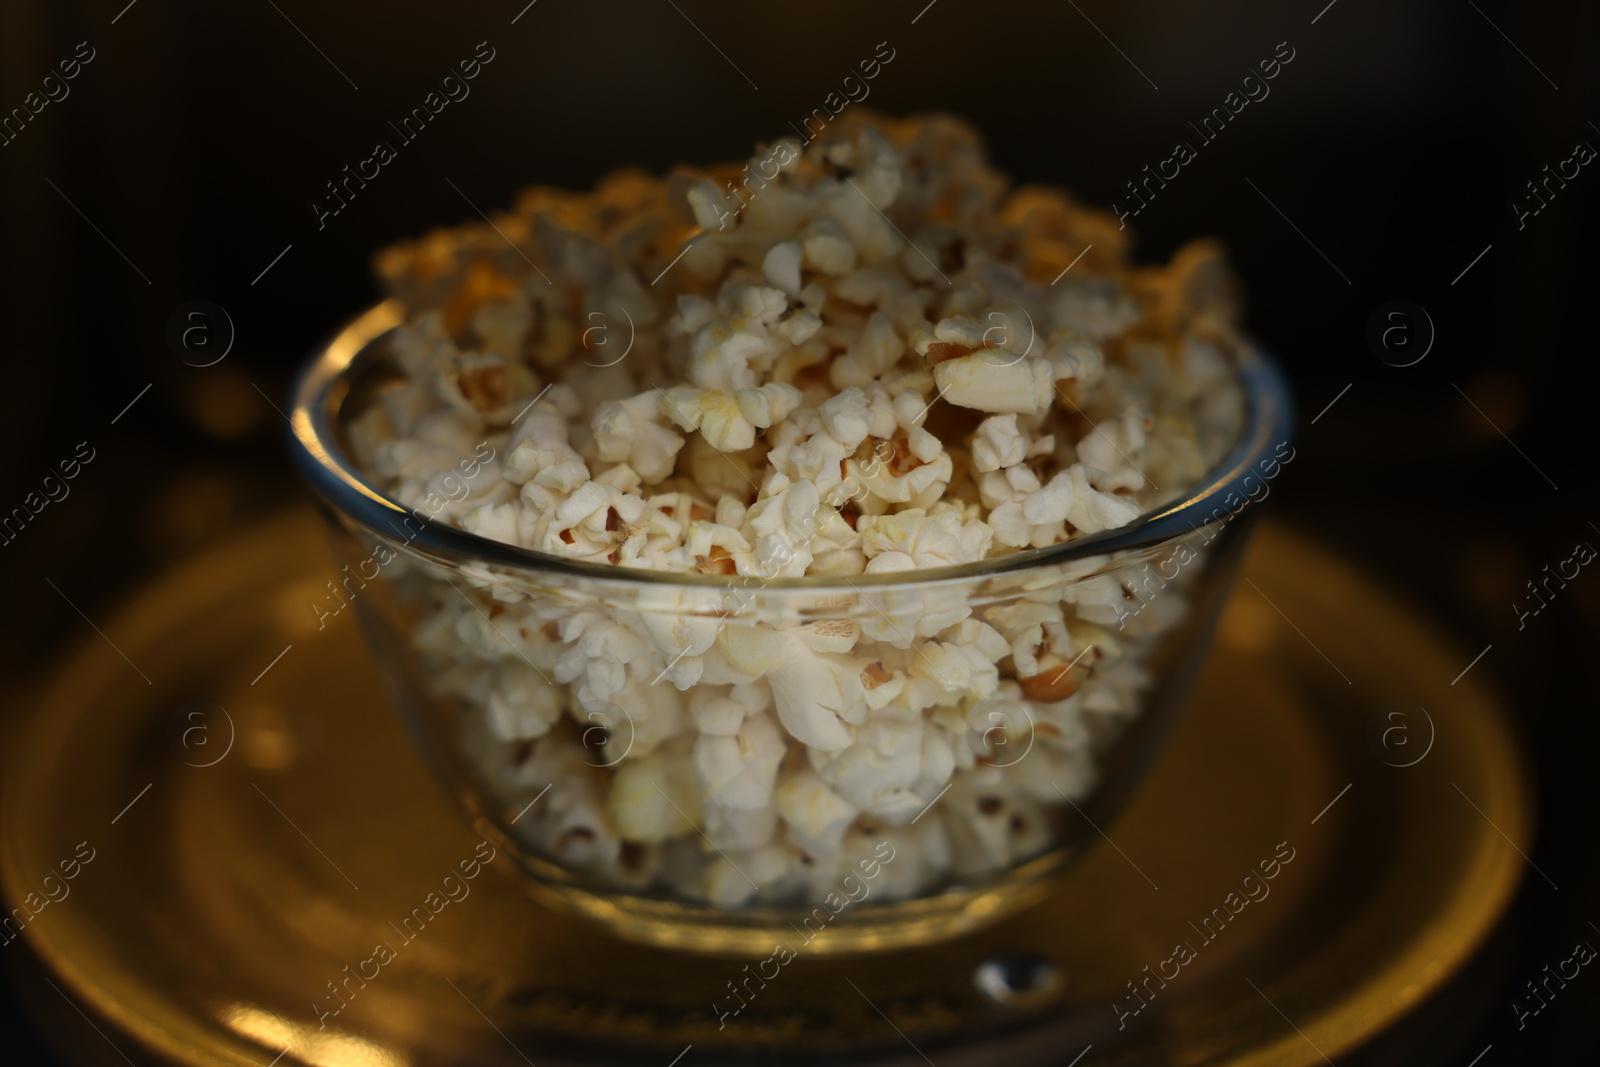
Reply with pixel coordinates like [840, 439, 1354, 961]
[1, 512, 1530, 1066]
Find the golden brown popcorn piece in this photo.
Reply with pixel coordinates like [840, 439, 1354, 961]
[887, 435, 923, 476]
[1001, 185, 1132, 282]
[694, 546, 738, 575]
[456, 358, 510, 415]
[1018, 661, 1088, 703]
[444, 260, 519, 336]
[861, 661, 895, 689]
[1148, 239, 1241, 340]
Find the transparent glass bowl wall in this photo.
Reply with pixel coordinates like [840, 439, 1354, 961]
[291, 302, 1294, 956]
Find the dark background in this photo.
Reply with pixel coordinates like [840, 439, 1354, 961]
[2, 0, 1596, 1062]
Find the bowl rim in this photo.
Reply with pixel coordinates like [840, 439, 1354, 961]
[288, 299, 1296, 591]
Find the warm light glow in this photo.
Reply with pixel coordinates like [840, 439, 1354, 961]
[292, 299, 411, 516]
[222, 1003, 409, 1067]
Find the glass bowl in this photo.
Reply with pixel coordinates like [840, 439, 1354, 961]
[288, 300, 1294, 956]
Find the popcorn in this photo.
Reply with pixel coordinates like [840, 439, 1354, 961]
[703, 804, 778, 853]
[801, 216, 858, 276]
[774, 769, 859, 858]
[818, 387, 873, 451]
[462, 500, 521, 546]
[485, 662, 563, 741]
[607, 749, 700, 843]
[1022, 470, 1076, 526]
[694, 712, 785, 809]
[859, 507, 993, 571]
[942, 771, 1052, 878]
[660, 383, 801, 453]
[744, 476, 824, 577]
[470, 297, 532, 360]
[504, 406, 582, 485]
[1065, 464, 1144, 534]
[811, 714, 926, 818]
[691, 690, 751, 736]
[971, 415, 1027, 473]
[1075, 407, 1149, 493]
[767, 642, 859, 751]
[717, 624, 788, 680]
[831, 310, 907, 388]
[599, 680, 687, 757]
[590, 392, 685, 484]
[933, 353, 1056, 415]
[762, 240, 805, 296]
[350, 111, 1250, 909]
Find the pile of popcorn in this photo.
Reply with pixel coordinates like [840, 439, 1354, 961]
[348, 112, 1247, 907]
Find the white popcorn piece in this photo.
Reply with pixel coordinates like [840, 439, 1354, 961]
[504, 406, 583, 485]
[607, 749, 701, 843]
[980, 307, 1039, 357]
[659, 383, 801, 453]
[591, 392, 686, 484]
[774, 768, 859, 858]
[638, 595, 722, 669]
[686, 319, 770, 392]
[933, 354, 1056, 415]
[717, 624, 787, 681]
[931, 315, 988, 350]
[831, 311, 906, 388]
[1023, 470, 1075, 526]
[916, 724, 959, 797]
[389, 311, 454, 378]
[681, 232, 726, 280]
[767, 639, 863, 751]
[850, 447, 953, 510]
[675, 294, 719, 334]
[743, 476, 823, 577]
[772, 308, 823, 348]
[762, 240, 805, 296]
[1046, 336, 1105, 386]
[792, 619, 861, 655]
[801, 216, 858, 276]
[528, 789, 622, 872]
[663, 520, 752, 574]
[745, 183, 816, 237]
[691, 690, 750, 736]
[907, 426, 942, 465]
[1065, 464, 1143, 534]
[1050, 278, 1142, 341]
[694, 712, 784, 809]
[736, 285, 791, 325]
[435, 351, 528, 426]
[774, 429, 852, 501]
[592, 679, 687, 758]
[941, 769, 1052, 878]
[1075, 406, 1149, 493]
[859, 507, 993, 571]
[971, 415, 1027, 473]
[986, 501, 1031, 548]
[810, 715, 926, 819]
[818, 387, 872, 451]
[687, 177, 739, 231]
[703, 804, 777, 852]
[907, 639, 1000, 702]
[462, 500, 522, 547]
[859, 660, 905, 710]
[485, 662, 562, 741]
[703, 842, 791, 907]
